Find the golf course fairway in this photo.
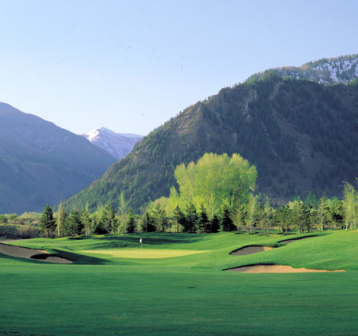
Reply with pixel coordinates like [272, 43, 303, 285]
[1, 231, 358, 335]
[80, 248, 210, 259]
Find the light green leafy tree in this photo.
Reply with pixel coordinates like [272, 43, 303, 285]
[118, 192, 128, 233]
[81, 204, 92, 236]
[56, 201, 67, 237]
[246, 194, 258, 233]
[343, 182, 356, 230]
[174, 153, 257, 217]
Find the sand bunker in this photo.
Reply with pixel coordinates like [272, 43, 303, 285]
[279, 235, 318, 244]
[81, 248, 209, 259]
[226, 264, 345, 273]
[230, 245, 275, 256]
[0, 243, 72, 264]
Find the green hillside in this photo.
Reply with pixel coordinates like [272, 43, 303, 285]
[63, 75, 358, 212]
[0, 103, 116, 214]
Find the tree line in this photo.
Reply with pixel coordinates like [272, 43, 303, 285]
[37, 153, 358, 238]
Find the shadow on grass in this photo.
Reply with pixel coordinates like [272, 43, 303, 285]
[51, 249, 108, 265]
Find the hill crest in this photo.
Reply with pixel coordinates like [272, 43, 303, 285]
[246, 54, 358, 85]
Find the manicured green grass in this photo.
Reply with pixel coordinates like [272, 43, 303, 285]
[1, 231, 358, 335]
[80, 248, 210, 259]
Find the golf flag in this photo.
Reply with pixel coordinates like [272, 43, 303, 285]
[139, 238, 142, 244]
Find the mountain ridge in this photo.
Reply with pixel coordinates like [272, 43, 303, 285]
[63, 70, 358, 212]
[0, 103, 116, 214]
[82, 127, 143, 160]
[245, 54, 358, 85]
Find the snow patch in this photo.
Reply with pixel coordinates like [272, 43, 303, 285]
[82, 127, 143, 160]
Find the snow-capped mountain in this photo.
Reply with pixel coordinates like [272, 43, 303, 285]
[246, 54, 358, 85]
[0, 102, 116, 214]
[82, 127, 143, 161]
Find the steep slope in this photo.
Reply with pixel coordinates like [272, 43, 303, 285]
[246, 54, 358, 85]
[82, 127, 143, 160]
[63, 75, 358, 212]
[0, 103, 116, 214]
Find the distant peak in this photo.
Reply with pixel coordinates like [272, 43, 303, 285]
[245, 54, 358, 86]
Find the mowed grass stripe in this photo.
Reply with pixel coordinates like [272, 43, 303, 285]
[80, 248, 210, 259]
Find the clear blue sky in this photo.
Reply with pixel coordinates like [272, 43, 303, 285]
[0, 0, 357, 135]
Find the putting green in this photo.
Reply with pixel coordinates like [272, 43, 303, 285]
[81, 248, 210, 259]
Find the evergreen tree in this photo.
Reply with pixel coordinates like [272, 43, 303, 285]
[303, 202, 313, 233]
[173, 205, 185, 233]
[103, 203, 119, 234]
[210, 215, 220, 233]
[141, 212, 156, 232]
[183, 202, 198, 233]
[65, 210, 84, 237]
[197, 204, 210, 233]
[329, 200, 344, 229]
[295, 201, 306, 234]
[40, 205, 56, 237]
[221, 207, 236, 231]
[126, 207, 136, 233]
[151, 203, 168, 232]
[92, 217, 108, 235]
[274, 205, 290, 233]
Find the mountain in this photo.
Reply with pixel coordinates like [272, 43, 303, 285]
[63, 57, 358, 212]
[246, 54, 358, 85]
[82, 127, 143, 160]
[0, 103, 116, 214]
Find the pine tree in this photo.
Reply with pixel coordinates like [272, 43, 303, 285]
[183, 202, 198, 233]
[197, 204, 210, 233]
[142, 212, 156, 232]
[221, 207, 235, 231]
[151, 203, 168, 232]
[40, 205, 56, 238]
[126, 207, 136, 233]
[104, 203, 119, 234]
[173, 205, 184, 233]
[66, 210, 84, 237]
[210, 215, 220, 233]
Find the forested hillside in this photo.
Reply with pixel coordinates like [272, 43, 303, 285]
[63, 75, 358, 212]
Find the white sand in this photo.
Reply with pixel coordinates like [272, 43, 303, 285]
[226, 264, 345, 273]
